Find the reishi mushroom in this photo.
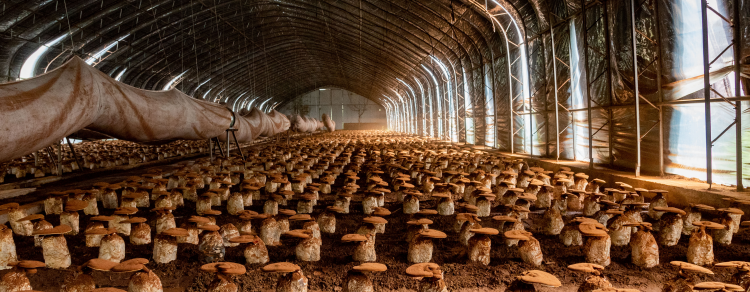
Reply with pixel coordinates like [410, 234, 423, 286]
[506, 270, 562, 292]
[343, 263, 387, 292]
[153, 228, 188, 264]
[467, 228, 498, 265]
[34, 225, 72, 269]
[0, 260, 45, 291]
[626, 222, 658, 268]
[568, 263, 612, 292]
[342, 234, 376, 262]
[408, 229, 446, 264]
[98, 228, 126, 263]
[405, 263, 448, 292]
[580, 223, 611, 267]
[200, 262, 246, 292]
[262, 262, 308, 292]
[505, 230, 543, 266]
[229, 234, 269, 265]
[663, 261, 714, 291]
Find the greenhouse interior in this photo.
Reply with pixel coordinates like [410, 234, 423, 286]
[0, 0, 748, 291]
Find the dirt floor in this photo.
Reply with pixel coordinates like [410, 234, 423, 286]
[1, 162, 749, 291]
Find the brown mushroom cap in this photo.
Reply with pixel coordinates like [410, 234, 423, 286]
[262, 262, 300, 273]
[65, 200, 88, 212]
[201, 262, 247, 275]
[691, 204, 716, 211]
[289, 214, 313, 221]
[0, 203, 21, 210]
[120, 217, 147, 224]
[715, 261, 750, 270]
[718, 208, 745, 215]
[470, 228, 499, 235]
[198, 224, 221, 232]
[114, 207, 138, 215]
[33, 225, 72, 235]
[418, 229, 447, 239]
[278, 209, 297, 216]
[229, 235, 260, 244]
[188, 216, 211, 224]
[86, 258, 119, 271]
[91, 215, 115, 221]
[693, 221, 725, 230]
[284, 229, 311, 239]
[111, 262, 145, 273]
[653, 207, 687, 216]
[416, 209, 438, 216]
[17, 214, 44, 222]
[406, 219, 433, 226]
[568, 263, 605, 273]
[341, 234, 368, 242]
[504, 230, 532, 241]
[405, 263, 440, 277]
[353, 263, 387, 272]
[579, 223, 608, 237]
[203, 209, 222, 216]
[16, 260, 46, 269]
[492, 215, 520, 223]
[363, 217, 388, 224]
[670, 261, 714, 274]
[693, 282, 743, 291]
[373, 208, 392, 216]
[162, 228, 189, 237]
[517, 270, 562, 287]
[121, 258, 149, 265]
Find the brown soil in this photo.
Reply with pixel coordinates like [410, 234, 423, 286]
[2, 164, 749, 291]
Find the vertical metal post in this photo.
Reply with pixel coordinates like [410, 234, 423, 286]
[548, 8, 561, 161]
[631, 0, 641, 177]
[604, 0, 614, 167]
[583, 0, 593, 169]
[543, 39, 550, 157]
[654, 0, 665, 176]
[733, 0, 743, 190]
[701, 0, 713, 187]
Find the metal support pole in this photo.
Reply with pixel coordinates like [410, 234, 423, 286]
[701, 0, 713, 188]
[543, 40, 550, 157]
[548, 7, 561, 161]
[631, 0, 641, 177]
[654, 0, 665, 177]
[605, 0, 614, 167]
[583, 0, 593, 169]
[733, 0, 743, 190]
[65, 137, 82, 172]
[33, 151, 38, 168]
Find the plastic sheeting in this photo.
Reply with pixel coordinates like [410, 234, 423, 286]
[0, 56, 232, 163]
[220, 107, 295, 143]
[322, 113, 336, 132]
[290, 115, 324, 133]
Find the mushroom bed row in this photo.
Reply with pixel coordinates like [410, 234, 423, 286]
[0, 131, 749, 292]
[0, 140, 210, 184]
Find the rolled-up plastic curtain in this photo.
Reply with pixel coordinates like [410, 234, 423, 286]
[220, 107, 292, 142]
[322, 113, 335, 132]
[0, 56, 232, 163]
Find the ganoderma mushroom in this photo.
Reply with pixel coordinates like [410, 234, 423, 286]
[343, 263, 387, 292]
[682, 204, 714, 236]
[153, 228, 188, 264]
[283, 229, 320, 262]
[647, 190, 669, 220]
[17, 214, 48, 247]
[625, 222, 658, 268]
[343, 234, 376, 262]
[664, 261, 715, 292]
[474, 191, 496, 217]
[111, 258, 163, 292]
[0, 224, 17, 270]
[112, 207, 138, 236]
[408, 229, 446, 264]
[403, 189, 423, 215]
[229, 234, 269, 265]
[583, 193, 606, 217]
[152, 207, 176, 234]
[200, 262, 246, 292]
[505, 230, 543, 266]
[654, 207, 686, 246]
[84, 216, 113, 247]
[580, 223, 611, 267]
[493, 215, 524, 246]
[34, 225, 72, 269]
[506, 270, 562, 292]
[236, 211, 258, 235]
[259, 214, 280, 246]
[406, 218, 433, 244]
[197, 192, 219, 215]
[468, 228, 498, 265]
[714, 208, 744, 245]
[98, 228, 125, 263]
[561, 217, 599, 247]
[61, 199, 87, 235]
[276, 209, 296, 236]
[220, 223, 241, 247]
[542, 204, 564, 236]
[0, 203, 32, 236]
[715, 261, 750, 290]
[262, 262, 308, 292]
[605, 210, 630, 246]
[0, 260, 45, 291]
[122, 217, 150, 245]
[292, 214, 320, 240]
[692, 282, 744, 292]
[44, 192, 67, 215]
[296, 194, 316, 214]
[198, 224, 225, 262]
[457, 213, 481, 246]
[568, 263, 612, 292]
[405, 263, 448, 292]
[263, 194, 283, 216]
[64, 258, 114, 292]
[357, 216, 387, 237]
[227, 192, 244, 215]
[688, 221, 725, 266]
[318, 206, 343, 234]
[432, 193, 454, 216]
